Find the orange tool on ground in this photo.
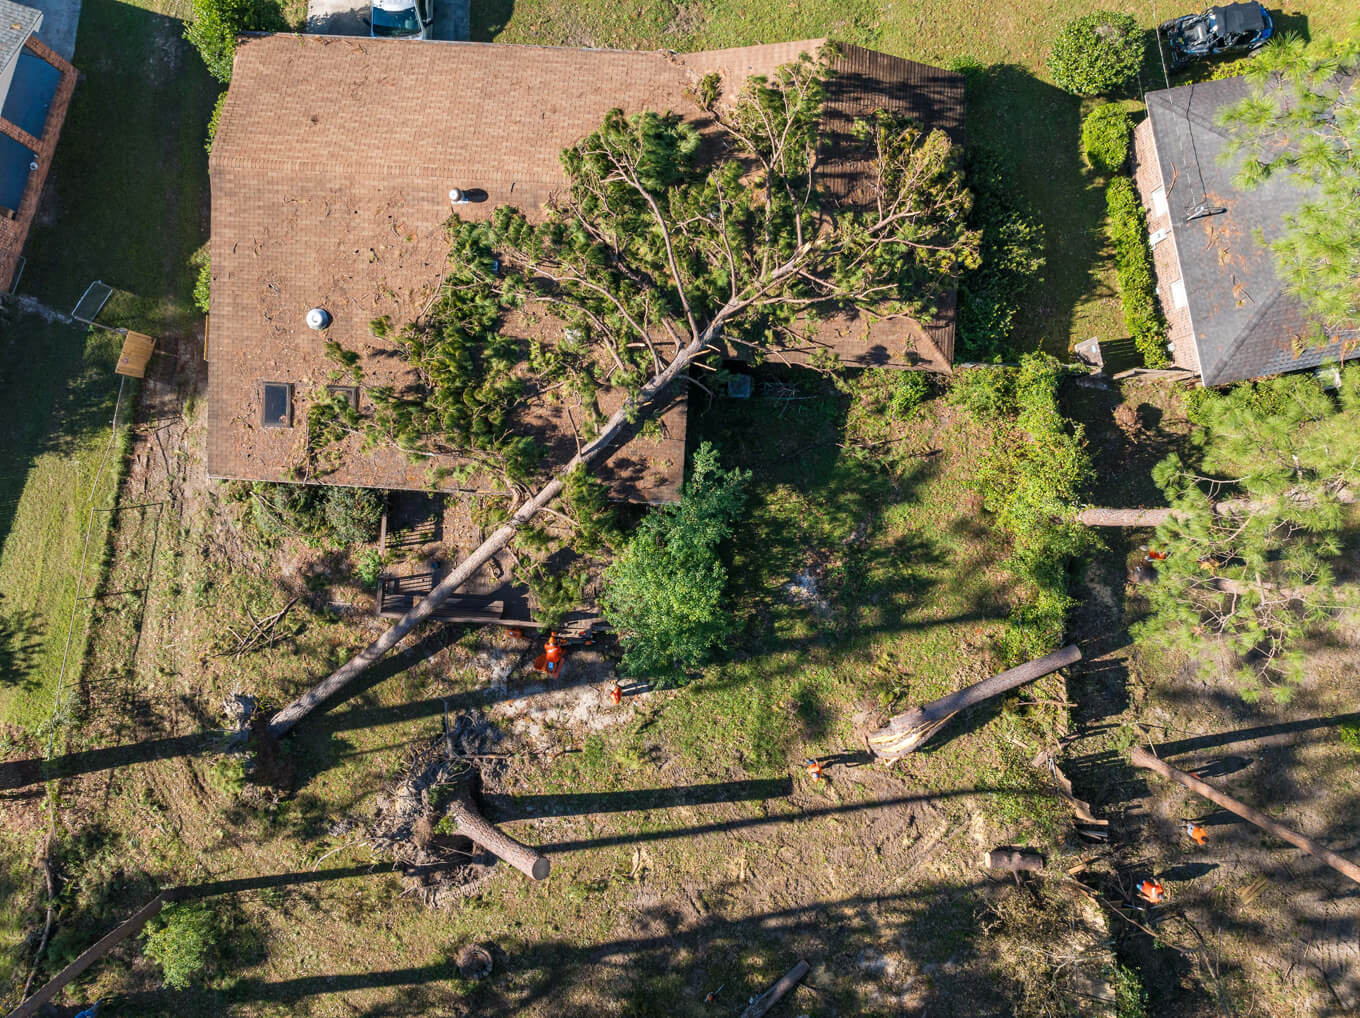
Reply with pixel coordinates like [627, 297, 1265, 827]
[804, 758, 823, 781]
[609, 682, 623, 705]
[1136, 878, 1165, 904]
[533, 633, 566, 676]
[1183, 820, 1209, 845]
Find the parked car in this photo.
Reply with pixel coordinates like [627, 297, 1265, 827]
[369, 0, 434, 38]
[1160, 3, 1274, 68]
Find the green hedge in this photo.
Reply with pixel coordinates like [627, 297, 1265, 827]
[1082, 103, 1132, 175]
[1106, 177, 1169, 368]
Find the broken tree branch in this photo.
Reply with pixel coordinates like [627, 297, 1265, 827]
[1129, 746, 1360, 885]
[866, 646, 1082, 760]
[740, 959, 810, 1018]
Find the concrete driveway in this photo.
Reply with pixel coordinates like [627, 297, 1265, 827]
[306, 0, 467, 40]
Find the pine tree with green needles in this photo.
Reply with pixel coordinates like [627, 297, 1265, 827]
[266, 47, 983, 737]
[1217, 31, 1360, 338]
[1136, 367, 1360, 702]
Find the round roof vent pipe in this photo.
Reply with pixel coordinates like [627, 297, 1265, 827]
[306, 307, 332, 331]
[449, 188, 470, 205]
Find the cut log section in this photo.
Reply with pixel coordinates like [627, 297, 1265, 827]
[444, 782, 551, 882]
[1078, 507, 1175, 527]
[867, 646, 1082, 760]
[1130, 746, 1360, 886]
[985, 847, 1045, 872]
[740, 959, 810, 1018]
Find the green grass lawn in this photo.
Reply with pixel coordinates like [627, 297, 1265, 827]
[0, 0, 217, 730]
[0, 318, 126, 732]
[19, 0, 218, 316]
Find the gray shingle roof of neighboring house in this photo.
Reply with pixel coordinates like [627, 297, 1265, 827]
[1142, 75, 1344, 387]
[0, 0, 42, 70]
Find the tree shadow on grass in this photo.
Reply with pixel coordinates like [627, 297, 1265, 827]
[112, 880, 1012, 1018]
[961, 63, 1112, 357]
[0, 595, 44, 693]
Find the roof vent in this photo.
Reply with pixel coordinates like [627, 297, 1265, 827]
[306, 307, 332, 330]
[449, 188, 470, 205]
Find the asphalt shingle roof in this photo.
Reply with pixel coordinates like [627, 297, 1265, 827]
[1143, 75, 1342, 386]
[207, 35, 964, 498]
[0, 0, 41, 73]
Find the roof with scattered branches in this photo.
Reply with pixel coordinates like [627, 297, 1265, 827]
[206, 35, 964, 499]
[1141, 76, 1344, 386]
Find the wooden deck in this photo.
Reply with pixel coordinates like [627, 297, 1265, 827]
[376, 573, 531, 626]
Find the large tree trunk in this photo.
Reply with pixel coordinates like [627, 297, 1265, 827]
[866, 645, 1082, 760]
[1079, 490, 1355, 527]
[267, 323, 722, 739]
[1130, 746, 1360, 886]
[1078, 507, 1175, 527]
[445, 782, 551, 881]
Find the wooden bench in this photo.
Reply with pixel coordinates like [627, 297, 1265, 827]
[376, 574, 505, 623]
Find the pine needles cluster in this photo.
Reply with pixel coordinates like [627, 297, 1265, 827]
[1137, 367, 1360, 701]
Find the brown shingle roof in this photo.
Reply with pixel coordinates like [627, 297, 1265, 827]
[207, 36, 964, 498]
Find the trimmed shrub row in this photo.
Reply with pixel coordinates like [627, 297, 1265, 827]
[1106, 177, 1170, 368]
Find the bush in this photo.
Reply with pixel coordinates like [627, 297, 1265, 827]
[1106, 177, 1169, 367]
[204, 90, 227, 153]
[184, 0, 284, 83]
[887, 371, 930, 417]
[192, 257, 211, 315]
[1048, 11, 1144, 96]
[948, 366, 1016, 419]
[601, 443, 749, 677]
[965, 355, 1093, 663]
[956, 150, 1046, 362]
[1082, 103, 1132, 174]
[143, 901, 217, 989]
[244, 483, 383, 548]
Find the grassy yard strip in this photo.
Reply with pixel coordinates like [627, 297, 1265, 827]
[0, 318, 130, 733]
[18, 0, 218, 317]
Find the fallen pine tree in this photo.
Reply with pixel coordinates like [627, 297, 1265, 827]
[1130, 745, 1360, 886]
[866, 645, 1082, 760]
[264, 52, 981, 738]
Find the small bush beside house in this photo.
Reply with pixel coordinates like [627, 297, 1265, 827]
[1082, 103, 1132, 174]
[602, 443, 749, 678]
[1106, 177, 1169, 368]
[1047, 11, 1144, 96]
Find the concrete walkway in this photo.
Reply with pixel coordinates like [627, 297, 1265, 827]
[23, 0, 80, 62]
[305, 0, 467, 41]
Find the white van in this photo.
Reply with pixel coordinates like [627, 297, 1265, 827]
[368, 0, 434, 38]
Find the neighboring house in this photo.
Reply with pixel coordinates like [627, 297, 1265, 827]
[0, 0, 75, 292]
[207, 36, 964, 502]
[1132, 76, 1348, 387]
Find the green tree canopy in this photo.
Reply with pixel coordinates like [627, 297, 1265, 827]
[311, 50, 980, 484]
[1137, 367, 1360, 701]
[601, 443, 749, 676]
[1218, 31, 1360, 337]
